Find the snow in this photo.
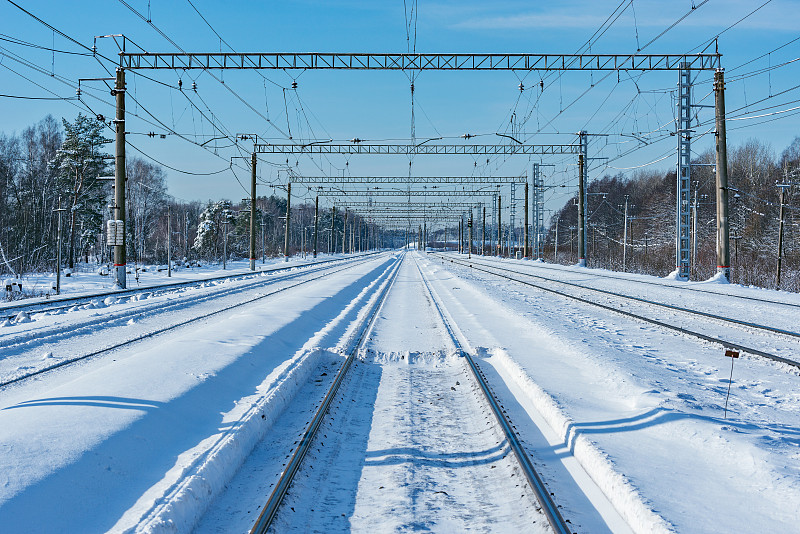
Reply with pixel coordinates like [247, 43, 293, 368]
[0, 250, 798, 533]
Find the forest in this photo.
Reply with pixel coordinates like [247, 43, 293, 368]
[1, 114, 798, 292]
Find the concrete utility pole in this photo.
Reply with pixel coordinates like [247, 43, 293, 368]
[167, 204, 172, 277]
[468, 212, 473, 259]
[554, 218, 559, 263]
[482, 205, 486, 255]
[497, 195, 502, 257]
[577, 153, 586, 267]
[54, 197, 66, 295]
[458, 219, 462, 253]
[524, 182, 529, 259]
[342, 208, 348, 254]
[714, 69, 731, 281]
[776, 182, 790, 288]
[222, 218, 229, 269]
[313, 195, 319, 258]
[330, 205, 336, 253]
[250, 153, 257, 270]
[113, 67, 127, 289]
[283, 183, 291, 261]
[622, 195, 629, 271]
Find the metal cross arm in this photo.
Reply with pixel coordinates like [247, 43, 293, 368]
[254, 143, 578, 155]
[119, 52, 721, 71]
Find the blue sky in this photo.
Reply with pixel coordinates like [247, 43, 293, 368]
[2, 0, 799, 217]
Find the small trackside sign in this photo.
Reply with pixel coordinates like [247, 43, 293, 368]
[725, 349, 740, 358]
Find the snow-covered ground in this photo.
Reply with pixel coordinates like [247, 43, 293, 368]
[0, 251, 797, 533]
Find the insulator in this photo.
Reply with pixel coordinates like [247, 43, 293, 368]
[291, 81, 298, 89]
[518, 82, 524, 92]
[192, 81, 197, 91]
[540, 80, 544, 91]
[76, 87, 81, 97]
[178, 79, 183, 90]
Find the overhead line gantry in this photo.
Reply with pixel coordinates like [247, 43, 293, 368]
[111, 50, 729, 287]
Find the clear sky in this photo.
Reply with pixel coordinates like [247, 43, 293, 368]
[2, 0, 799, 219]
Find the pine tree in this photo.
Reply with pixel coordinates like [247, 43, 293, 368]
[50, 114, 112, 269]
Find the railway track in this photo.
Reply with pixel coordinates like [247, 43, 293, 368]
[512, 258, 800, 310]
[249, 251, 404, 533]
[0, 253, 378, 321]
[435, 253, 799, 369]
[411, 254, 572, 534]
[250, 251, 574, 534]
[0, 253, 388, 390]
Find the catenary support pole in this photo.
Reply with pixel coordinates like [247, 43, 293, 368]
[167, 204, 172, 277]
[343, 208, 348, 254]
[482, 205, 486, 255]
[113, 67, 127, 289]
[55, 197, 64, 295]
[497, 195, 502, 257]
[776, 182, 789, 288]
[714, 69, 731, 281]
[313, 195, 319, 258]
[524, 182, 529, 259]
[250, 153, 257, 270]
[623, 195, 629, 271]
[468, 211, 473, 259]
[283, 183, 291, 261]
[577, 153, 586, 267]
[330, 205, 336, 253]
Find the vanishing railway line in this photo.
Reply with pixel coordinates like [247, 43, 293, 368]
[0, 253, 387, 389]
[436, 254, 800, 369]
[411, 254, 572, 534]
[250, 251, 574, 534]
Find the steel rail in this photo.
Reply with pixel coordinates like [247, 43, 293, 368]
[1, 253, 379, 320]
[437, 254, 800, 369]
[448, 256, 800, 340]
[250, 252, 404, 533]
[410, 254, 572, 534]
[0, 254, 387, 390]
[521, 260, 800, 310]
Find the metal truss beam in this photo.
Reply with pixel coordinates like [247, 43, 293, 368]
[333, 202, 479, 208]
[120, 53, 721, 71]
[291, 176, 526, 184]
[316, 190, 499, 197]
[256, 144, 577, 155]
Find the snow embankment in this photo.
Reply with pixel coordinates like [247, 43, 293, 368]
[122, 347, 329, 534]
[490, 347, 675, 534]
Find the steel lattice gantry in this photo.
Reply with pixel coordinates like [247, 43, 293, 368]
[119, 52, 720, 71]
[114, 50, 730, 280]
[314, 190, 499, 197]
[256, 144, 577, 155]
[290, 176, 527, 184]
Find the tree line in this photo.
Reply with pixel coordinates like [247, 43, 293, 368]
[545, 137, 800, 291]
[0, 114, 384, 286]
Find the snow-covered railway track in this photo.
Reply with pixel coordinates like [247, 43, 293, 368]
[411, 254, 573, 534]
[249, 251, 404, 533]
[500, 257, 800, 310]
[0, 254, 385, 390]
[437, 254, 799, 369]
[0, 254, 376, 322]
